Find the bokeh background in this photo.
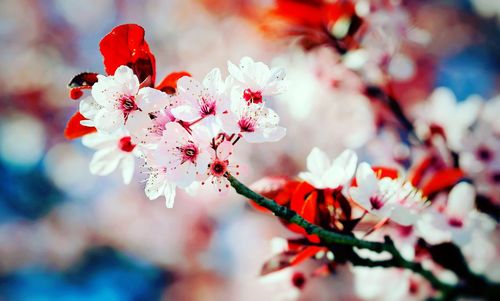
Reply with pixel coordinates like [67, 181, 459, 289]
[0, 0, 499, 300]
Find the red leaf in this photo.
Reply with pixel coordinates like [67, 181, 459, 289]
[421, 168, 465, 197]
[64, 111, 96, 139]
[156, 71, 191, 94]
[99, 24, 156, 85]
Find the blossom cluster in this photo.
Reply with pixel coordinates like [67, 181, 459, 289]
[64, 21, 499, 300]
[66, 24, 287, 208]
[295, 146, 494, 247]
[258, 143, 496, 298]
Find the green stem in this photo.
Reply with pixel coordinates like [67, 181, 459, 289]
[226, 174, 454, 294]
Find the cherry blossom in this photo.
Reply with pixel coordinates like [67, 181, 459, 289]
[152, 122, 211, 188]
[416, 182, 493, 246]
[202, 140, 240, 194]
[172, 68, 231, 131]
[228, 56, 287, 104]
[126, 101, 179, 145]
[413, 87, 483, 151]
[89, 65, 170, 133]
[349, 162, 426, 226]
[298, 148, 357, 190]
[459, 97, 500, 203]
[82, 131, 141, 184]
[144, 164, 177, 208]
[59, 21, 500, 301]
[220, 99, 286, 143]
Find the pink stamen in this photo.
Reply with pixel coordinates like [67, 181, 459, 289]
[238, 117, 256, 133]
[199, 97, 216, 117]
[209, 159, 228, 177]
[476, 146, 493, 162]
[178, 143, 199, 164]
[448, 217, 463, 228]
[120, 95, 138, 114]
[369, 196, 384, 210]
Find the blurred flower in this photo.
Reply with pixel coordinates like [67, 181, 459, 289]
[350, 162, 426, 226]
[417, 182, 494, 246]
[298, 147, 357, 190]
[413, 87, 483, 151]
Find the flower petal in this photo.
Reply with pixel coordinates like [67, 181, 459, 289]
[447, 182, 475, 219]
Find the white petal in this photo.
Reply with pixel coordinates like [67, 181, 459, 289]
[298, 171, 322, 188]
[261, 126, 286, 142]
[306, 147, 330, 176]
[239, 56, 255, 73]
[355, 162, 378, 194]
[253, 61, 271, 87]
[242, 129, 267, 143]
[220, 112, 240, 135]
[456, 96, 482, 128]
[113, 65, 140, 95]
[447, 182, 475, 218]
[349, 186, 370, 209]
[120, 155, 135, 184]
[216, 141, 233, 160]
[177, 76, 204, 101]
[164, 183, 177, 208]
[331, 149, 358, 183]
[136, 87, 169, 112]
[390, 206, 418, 226]
[145, 172, 166, 200]
[79, 96, 101, 119]
[202, 68, 223, 93]
[196, 151, 211, 173]
[91, 75, 126, 107]
[94, 109, 124, 133]
[80, 119, 95, 127]
[227, 60, 244, 83]
[171, 105, 199, 121]
[322, 163, 345, 189]
[168, 162, 196, 188]
[89, 148, 122, 176]
[126, 111, 152, 140]
[82, 132, 116, 149]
